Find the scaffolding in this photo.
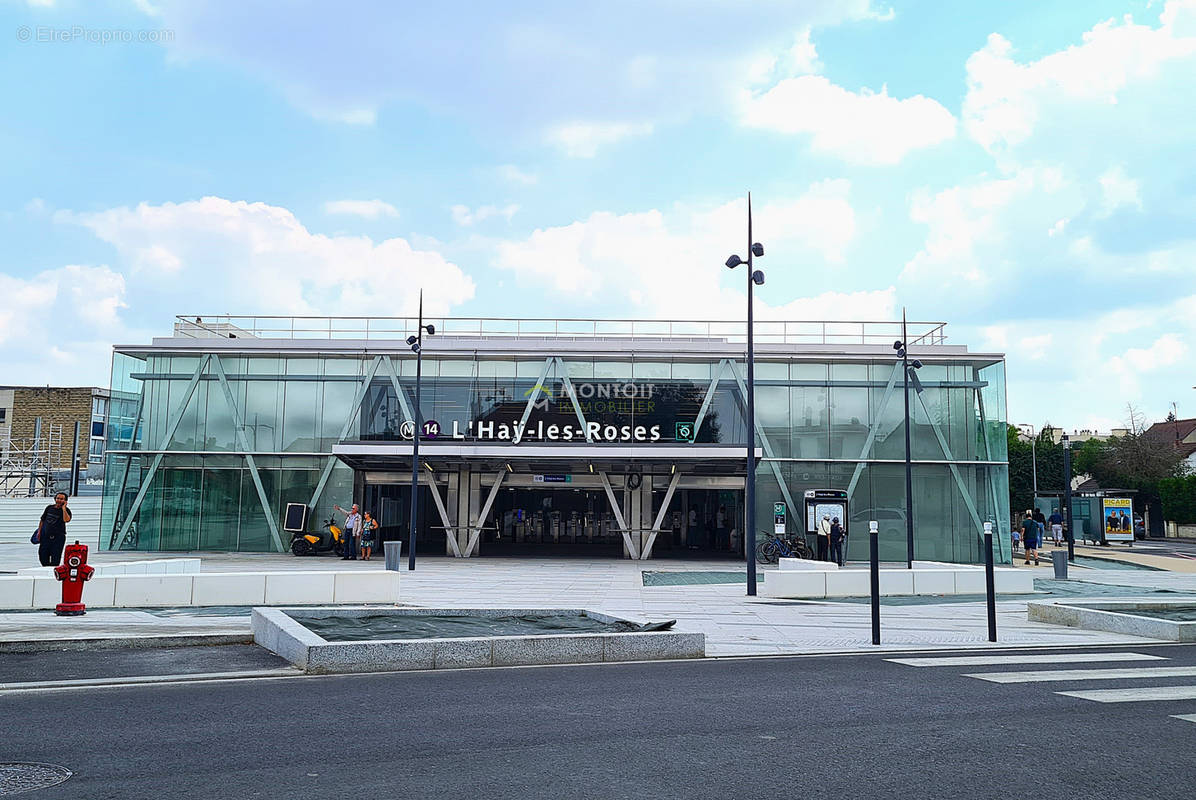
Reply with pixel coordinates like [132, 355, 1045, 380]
[0, 420, 65, 498]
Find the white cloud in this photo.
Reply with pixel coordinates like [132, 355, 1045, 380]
[450, 204, 519, 227]
[0, 264, 128, 385]
[496, 164, 537, 186]
[1097, 165, 1142, 215]
[963, 3, 1196, 153]
[544, 121, 654, 158]
[145, 0, 893, 145]
[493, 183, 859, 317]
[59, 196, 475, 317]
[323, 199, 400, 219]
[739, 75, 956, 165]
[1115, 333, 1187, 372]
[902, 166, 1074, 288]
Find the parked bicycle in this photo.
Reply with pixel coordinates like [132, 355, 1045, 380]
[755, 532, 814, 564]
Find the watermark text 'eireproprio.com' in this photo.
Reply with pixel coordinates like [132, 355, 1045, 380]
[16, 26, 175, 45]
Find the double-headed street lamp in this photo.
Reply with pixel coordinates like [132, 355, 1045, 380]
[406, 291, 434, 571]
[892, 310, 923, 570]
[725, 192, 765, 596]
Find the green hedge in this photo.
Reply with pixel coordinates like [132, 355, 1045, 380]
[1160, 475, 1196, 524]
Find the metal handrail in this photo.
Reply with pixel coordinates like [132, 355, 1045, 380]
[173, 315, 949, 346]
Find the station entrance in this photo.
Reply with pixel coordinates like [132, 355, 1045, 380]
[336, 441, 758, 560]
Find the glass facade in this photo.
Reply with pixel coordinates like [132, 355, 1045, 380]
[101, 343, 1009, 563]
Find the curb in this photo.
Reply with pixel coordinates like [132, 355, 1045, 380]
[0, 632, 253, 654]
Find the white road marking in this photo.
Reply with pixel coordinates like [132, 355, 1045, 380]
[0, 668, 301, 693]
[888, 652, 1166, 668]
[1058, 685, 1196, 703]
[966, 666, 1196, 683]
[1172, 714, 1196, 724]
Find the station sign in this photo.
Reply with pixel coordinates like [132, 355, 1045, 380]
[773, 502, 786, 534]
[533, 474, 572, 483]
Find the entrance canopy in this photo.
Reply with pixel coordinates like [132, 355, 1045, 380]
[332, 442, 763, 475]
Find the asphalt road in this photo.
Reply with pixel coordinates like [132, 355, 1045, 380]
[5, 644, 1196, 800]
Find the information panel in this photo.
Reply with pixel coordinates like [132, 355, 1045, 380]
[1102, 497, 1134, 543]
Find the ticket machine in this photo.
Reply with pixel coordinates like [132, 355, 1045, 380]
[804, 489, 849, 544]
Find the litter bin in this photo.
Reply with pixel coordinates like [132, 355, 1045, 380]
[384, 540, 403, 571]
[1051, 549, 1068, 579]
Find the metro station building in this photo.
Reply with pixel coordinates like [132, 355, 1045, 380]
[100, 316, 1010, 564]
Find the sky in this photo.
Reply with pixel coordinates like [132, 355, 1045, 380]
[1, 0, 1194, 433]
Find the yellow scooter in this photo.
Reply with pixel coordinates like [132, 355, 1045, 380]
[289, 518, 346, 557]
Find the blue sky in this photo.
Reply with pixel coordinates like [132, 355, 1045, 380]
[2, 0, 1193, 432]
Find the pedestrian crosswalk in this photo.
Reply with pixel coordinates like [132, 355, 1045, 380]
[888, 649, 1196, 726]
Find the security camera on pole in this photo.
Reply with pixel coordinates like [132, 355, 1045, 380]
[406, 291, 435, 571]
[892, 309, 923, 570]
[725, 193, 765, 597]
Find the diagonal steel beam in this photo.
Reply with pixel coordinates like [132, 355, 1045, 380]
[212, 355, 285, 553]
[599, 472, 637, 559]
[108, 385, 147, 548]
[513, 358, 554, 443]
[113, 354, 211, 548]
[464, 471, 505, 556]
[423, 474, 460, 557]
[726, 359, 797, 519]
[846, 361, 902, 499]
[307, 356, 385, 512]
[913, 389, 985, 536]
[554, 357, 592, 442]
[691, 359, 729, 437]
[380, 355, 414, 424]
[641, 471, 681, 560]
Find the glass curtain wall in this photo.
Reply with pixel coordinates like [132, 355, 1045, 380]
[102, 349, 1008, 560]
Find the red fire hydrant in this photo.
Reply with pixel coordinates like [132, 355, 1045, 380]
[53, 541, 94, 616]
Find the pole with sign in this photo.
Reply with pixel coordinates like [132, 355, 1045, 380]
[773, 502, 786, 535]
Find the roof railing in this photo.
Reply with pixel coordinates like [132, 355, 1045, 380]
[172, 315, 949, 346]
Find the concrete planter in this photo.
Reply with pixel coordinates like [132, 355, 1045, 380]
[1027, 600, 1196, 642]
[253, 607, 706, 673]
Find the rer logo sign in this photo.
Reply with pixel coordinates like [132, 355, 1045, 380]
[773, 502, 786, 534]
[675, 422, 695, 442]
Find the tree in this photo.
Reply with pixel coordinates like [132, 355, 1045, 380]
[1073, 404, 1186, 507]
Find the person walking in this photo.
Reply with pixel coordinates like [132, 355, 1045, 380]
[36, 492, 72, 567]
[1048, 507, 1064, 546]
[1032, 508, 1047, 549]
[829, 516, 846, 567]
[333, 503, 361, 560]
[817, 513, 832, 562]
[360, 511, 377, 562]
[1020, 509, 1040, 566]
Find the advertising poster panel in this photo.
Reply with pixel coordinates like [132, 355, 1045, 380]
[1102, 497, 1134, 543]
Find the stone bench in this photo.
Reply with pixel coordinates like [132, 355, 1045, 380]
[761, 564, 1034, 598]
[0, 570, 399, 610]
[16, 558, 203, 578]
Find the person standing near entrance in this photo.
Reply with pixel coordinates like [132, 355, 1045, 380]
[334, 503, 360, 560]
[36, 492, 72, 567]
[715, 505, 728, 551]
[829, 516, 845, 566]
[687, 507, 699, 550]
[360, 511, 377, 562]
[1048, 507, 1064, 546]
[817, 513, 832, 562]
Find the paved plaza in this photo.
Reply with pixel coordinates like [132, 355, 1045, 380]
[6, 543, 1196, 656]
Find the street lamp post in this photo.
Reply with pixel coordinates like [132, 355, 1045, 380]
[1018, 424, 1038, 505]
[725, 193, 765, 597]
[406, 292, 435, 571]
[1063, 432, 1074, 563]
[892, 310, 923, 570]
